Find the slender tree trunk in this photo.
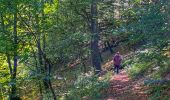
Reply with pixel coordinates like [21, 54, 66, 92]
[7, 54, 12, 75]
[91, 0, 101, 74]
[10, 8, 19, 100]
[35, 10, 48, 98]
[47, 64, 56, 100]
[38, 82, 43, 100]
[168, 0, 170, 31]
[1, 13, 18, 100]
[40, 0, 49, 89]
[29, 42, 43, 100]
[34, 1, 56, 99]
[106, 41, 113, 54]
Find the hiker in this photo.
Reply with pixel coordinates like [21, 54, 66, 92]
[113, 52, 122, 74]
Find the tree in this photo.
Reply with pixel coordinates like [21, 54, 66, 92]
[91, 0, 102, 73]
[10, 5, 19, 99]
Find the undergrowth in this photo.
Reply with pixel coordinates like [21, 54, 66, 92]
[125, 47, 170, 99]
[65, 72, 111, 100]
[148, 82, 170, 100]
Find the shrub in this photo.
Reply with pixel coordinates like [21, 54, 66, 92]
[148, 82, 170, 100]
[66, 72, 111, 100]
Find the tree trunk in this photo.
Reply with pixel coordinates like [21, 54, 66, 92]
[106, 41, 113, 54]
[10, 9, 20, 100]
[91, 0, 101, 74]
[7, 54, 12, 75]
[35, 1, 57, 99]
[48, 63, 56, 100]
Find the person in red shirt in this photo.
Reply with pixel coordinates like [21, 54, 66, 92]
[113, 52, 122, 74]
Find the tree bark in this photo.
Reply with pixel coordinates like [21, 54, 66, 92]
[106, 41, 113, 54]
[7, 54, 12, 75]
[35, 1, 57, 99]
[10, 8, 20, 100]
[91, 0, 102, 74]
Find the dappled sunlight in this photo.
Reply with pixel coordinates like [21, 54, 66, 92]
[103, 60, 113, 69]
[111, 71, 130, 82]
[105, 70, 149, 100]
[164, 51, 170, 57]
[0, 0, 169, 99]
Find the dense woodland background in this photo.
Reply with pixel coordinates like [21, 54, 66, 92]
[0, 0, 170, 100]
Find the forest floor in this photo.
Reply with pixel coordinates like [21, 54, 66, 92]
[104, 70, 149, 100]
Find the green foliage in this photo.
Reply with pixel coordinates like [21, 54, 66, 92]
[66, 73, 111, 100]
[116, 0, 170, 51]
[148, 82, 170, 100]
[0, 55, 10, 99]
[128, 61, 152, 79]
[46, 32, 90, 66]
[0, 0, 169, 99]
[126, 47, 170, 79]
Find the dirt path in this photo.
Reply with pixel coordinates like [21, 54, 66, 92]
[104, 70, 149, 100]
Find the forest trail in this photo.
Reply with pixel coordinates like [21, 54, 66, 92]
[104, 70, 149, 100]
